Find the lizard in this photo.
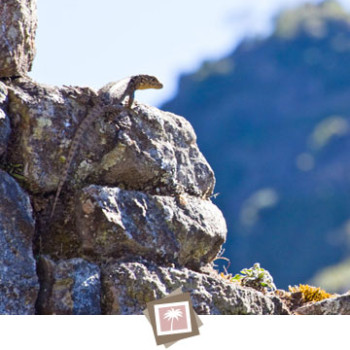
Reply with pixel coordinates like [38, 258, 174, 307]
[50, 74, 163, 218]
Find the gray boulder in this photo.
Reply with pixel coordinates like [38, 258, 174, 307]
[75, 186, 226, 269]
[0, 0, 37, 77]
[0, 170, 38, 314]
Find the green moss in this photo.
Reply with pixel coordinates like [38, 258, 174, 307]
[289, 284, 334, 302]
[59, 155, 66, 164]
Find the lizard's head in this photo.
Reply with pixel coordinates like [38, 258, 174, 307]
[136, 75, 163, 90]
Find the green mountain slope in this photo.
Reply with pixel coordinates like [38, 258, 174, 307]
[162, 0, 350, 290]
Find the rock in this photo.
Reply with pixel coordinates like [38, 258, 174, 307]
[295, 293, 350, 315]
[0, 82, 10, 156]
[7, 78, 97, 194]
[0, 170, 38, 314]
[6, 78, 215, 199]
[101, 261, 290, 315]
[0, 0, 37, 77]
[75, 186, 226, 269]
[0, 4, 294, 315]
[36, 256, 101, 315]
[89, 104, 215, 198]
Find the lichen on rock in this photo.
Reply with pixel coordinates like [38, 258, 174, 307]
[74, 186, 226, 270]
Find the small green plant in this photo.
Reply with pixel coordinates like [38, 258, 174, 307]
[230, 263, 277, 292]
[0, 162, 26, 181]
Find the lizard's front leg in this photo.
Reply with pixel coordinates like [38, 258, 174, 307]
[126, 91, 135, 108]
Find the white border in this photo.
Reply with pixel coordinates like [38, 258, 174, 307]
[0, 315, 348, 349]
[154, 301, 192, 336]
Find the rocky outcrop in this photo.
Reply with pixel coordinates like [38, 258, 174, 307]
[0, 0, 37, 78]
[6, 78, 215, 197]
[5, 76, 229, 314]
[0, 8, 232, 312]
[0, 0, 332, 316]
[0, 0, 277, 313]
[4, 76, 225, 262]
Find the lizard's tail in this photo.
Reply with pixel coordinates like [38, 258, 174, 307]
[49, 191, 60, 219]
[49, 156, 74, 219]
[50, 105, 105, 219]
[49, 135, 82, 219]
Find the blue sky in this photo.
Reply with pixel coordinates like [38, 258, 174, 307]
[30, 0, 350, 106]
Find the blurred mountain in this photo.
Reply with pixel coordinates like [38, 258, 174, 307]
[161, 0, 350, 291]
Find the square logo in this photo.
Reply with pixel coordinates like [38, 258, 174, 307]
[144, 289, 202, 347]
[154, 301, 192, 336]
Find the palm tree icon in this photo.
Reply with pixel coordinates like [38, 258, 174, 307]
[163, 307, 183, 331]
